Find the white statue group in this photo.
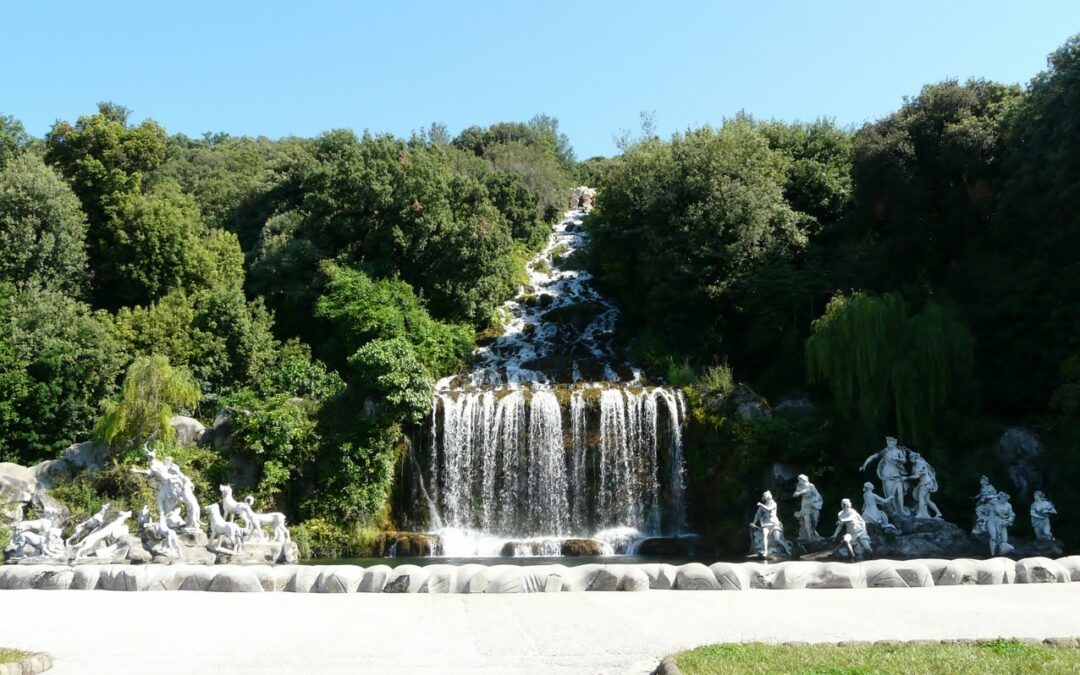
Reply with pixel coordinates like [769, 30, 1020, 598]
[5, 446, 290, 562]
[750, 436, 1058, 560]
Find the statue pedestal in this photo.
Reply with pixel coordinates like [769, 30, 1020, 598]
[870, 516, 979, 559]
[214, 540, 299, 565]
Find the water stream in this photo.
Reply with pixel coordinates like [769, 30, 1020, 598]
[414, 209, 690, 557]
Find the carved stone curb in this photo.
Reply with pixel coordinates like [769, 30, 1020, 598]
[0, 557, 1077, 593]
[0, 652, 52, 675]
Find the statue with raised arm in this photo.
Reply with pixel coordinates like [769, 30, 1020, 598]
[1030, 490, 1057, 541]
[750, 490, 793, 558]
[907, 451, 943, 519]
[132, 447, 202, 533]
[860, 436, 909, 515]
[832, 498, 873, 559]
[972, 475, 997, 535]
[792, 474, 824, 541]
[986, 491, 1015, 556]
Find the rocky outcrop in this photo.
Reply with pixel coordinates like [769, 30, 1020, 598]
[994, 427, 1045, 500]
[170, 416, 206, 446]
[568, 186, 596, 211]
[1, 557, 1076, 592]
[381, 532, 441, 557]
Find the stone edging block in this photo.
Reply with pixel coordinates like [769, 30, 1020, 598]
[0, 652, 52, 675]
[0, 557, 1077, 593]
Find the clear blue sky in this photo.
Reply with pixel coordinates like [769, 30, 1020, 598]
[3, 1, 1079, 158]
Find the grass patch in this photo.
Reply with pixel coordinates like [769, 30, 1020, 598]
[560, 248, 589, 271]
[530, 258, 552, 275]
[672, 639, 1080, 675]
[0, 649, 30, 664]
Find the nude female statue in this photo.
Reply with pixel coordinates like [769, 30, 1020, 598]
[860, 437, 909, 516]
[750, 490, 793, 558]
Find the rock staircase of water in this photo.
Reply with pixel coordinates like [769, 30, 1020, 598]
[417, 209, 690, 557]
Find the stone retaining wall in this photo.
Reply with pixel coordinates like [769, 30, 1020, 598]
[1, 557, 1078, 593]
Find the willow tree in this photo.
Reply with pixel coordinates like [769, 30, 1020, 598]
[805, 292, 972, 444]
[96, 354, 200, 452]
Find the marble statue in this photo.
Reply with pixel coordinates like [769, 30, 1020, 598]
[137, 504, 183, 559]
[907, 451, 943, 519]
[242, 496, 291, 543]
[73, 511, 132, 559]
[832, 498, 873, 559]
[6, 513, 65, 560]
[207, 503, 244, 553]
[1030, 490, 1057, 541]
[860, 482, 898, 533]
[220, 485, 243, 522]
[792, 474, 823, 541]
[860, 436, 909, 515]
[132, 448, 202, 533]
[750, 490, 793, 558]
[986, 491, 1016, 556]
[67, 503, 111, 546]
[972, 475, 998, 535]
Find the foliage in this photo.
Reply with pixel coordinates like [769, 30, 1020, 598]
[0, 284, 124, 464]
[0, 153, 89, 295]
[314, 263, 472, 377]
[806, 292, 973, 444]
[222, 389, 320, 507]
[590, 117, 807, 370]
[291, 517, 382, 559]
[0, 114, 31, 169]
[347, 339, 433, 425]
[95, 355, 201, 453]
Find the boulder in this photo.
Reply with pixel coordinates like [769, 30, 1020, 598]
[586, 567, 621, 591]
[170, 416, 206, 447]
[0, 462, 39, 521]
[639, 563, 679, 590]
[994, 427, 1044, 500]
[316, 565, 364, 593]
[287, 566, 321, 593]
[71, 565, 101, 590]
[1015, 557, 1070, 584]
[674, 563, 721, 590]
[560, 538, 607, 556]
[359, 565, 392, 592]
[1056, 556, 1080, 582]
[635, 536, 699, 556]
[208, 568, 263, 592]
[619, 566, 650, 591]
[772, 397, 817, 418]
[419, 565, 456, 593]
[177, 566, 216, 591]
[487, 566, 526, 593]
[384, 564, 427, 593]
[873, 518, 979, 559]
[382, 532, 441, 557]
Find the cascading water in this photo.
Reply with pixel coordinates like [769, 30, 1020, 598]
[416, 208, 691, 557]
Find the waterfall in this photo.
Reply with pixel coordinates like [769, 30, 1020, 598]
[420, 210, 692, 555]
[428, 386, 686, 539]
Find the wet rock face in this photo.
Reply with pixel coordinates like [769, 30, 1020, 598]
[994, 427, 1044, 500]
[559, 539, 606, 556]
[381, 532, 442, 557]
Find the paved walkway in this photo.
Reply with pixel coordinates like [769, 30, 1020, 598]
[2, 585, 1079, 674]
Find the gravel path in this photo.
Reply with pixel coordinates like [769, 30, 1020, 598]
[2, 585, 1079, 674]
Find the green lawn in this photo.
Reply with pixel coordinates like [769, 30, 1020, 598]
[0, 648, 29, 664]
[672, 639, 1080, 674]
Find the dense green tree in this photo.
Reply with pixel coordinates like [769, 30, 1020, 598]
[591, 118, 806, 370]
[0, 114, 31, 170]
[0, 153, 90, 295]
[314, 263, 472, 377]
[806, 292, 974, 444]
[96, 354, 201, 453]
[0, 284, 124, 463]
